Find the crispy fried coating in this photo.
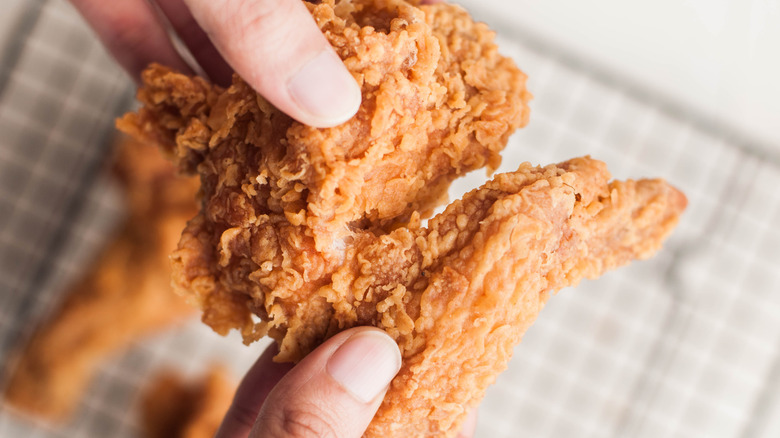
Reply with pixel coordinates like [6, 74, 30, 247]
[357, 157, 686, 436]
[140, 367, 234, 438]
[2, 139, 198, 420]
[116, 0, 530, 345]
[117, 0, 530, 260]
[116, 1, 686, 436]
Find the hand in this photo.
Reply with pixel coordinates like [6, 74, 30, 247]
[215, 327, 478, 438]
[69, 0, 361, 127]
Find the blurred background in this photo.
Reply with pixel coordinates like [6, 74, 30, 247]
[1, 0, 778, 437]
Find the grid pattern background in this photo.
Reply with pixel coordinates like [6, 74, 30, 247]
[1, 1, 779, 437]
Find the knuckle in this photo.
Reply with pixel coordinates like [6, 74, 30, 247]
[270, 403, 339, 438]
[229, 402, 260, 430]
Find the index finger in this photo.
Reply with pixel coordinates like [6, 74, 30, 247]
[70, 0, 192, 80]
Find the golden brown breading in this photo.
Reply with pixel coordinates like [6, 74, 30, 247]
[118, 0, 530, 259]
[116, 1, 686, 436]
[2, 139, 198, 420]
[356, 157, 686, 436]
[140, 367, 234, 438]
[176, 155, 684, 437]
[116, 0, 530, 345]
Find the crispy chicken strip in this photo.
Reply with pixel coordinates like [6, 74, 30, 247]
[352, 157, 686, 436]
[140, 367, 234, 438]
[2, 140, 198, 420]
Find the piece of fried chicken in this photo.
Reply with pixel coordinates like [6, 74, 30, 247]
[117, 0, 685, 436]
[2, 139, 198, 420]
[117, 0, 531, 266]
[117, 0, 530, 348]
[140, 367, 234, 438]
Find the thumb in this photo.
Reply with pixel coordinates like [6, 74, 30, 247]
[254, 327, 401, 438]
[182, 0, 361, 128]
[255, 327, 401, 438]
[218, 327, 402, 438]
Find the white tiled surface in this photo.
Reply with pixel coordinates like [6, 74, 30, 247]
[0, 1, 779, 438]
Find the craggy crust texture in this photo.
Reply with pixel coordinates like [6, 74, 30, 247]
[117, 0, 530, 347]
[2, 139, 198, 420]
[359, 158, 686, 436]
[116, 1, 687, 437]
[140, 367, 234, 438]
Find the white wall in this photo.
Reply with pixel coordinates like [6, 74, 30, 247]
[458, 0, 780, 152]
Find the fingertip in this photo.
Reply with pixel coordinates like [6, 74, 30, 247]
[326, 328, 402, 403]
[287, 50, 362, 128]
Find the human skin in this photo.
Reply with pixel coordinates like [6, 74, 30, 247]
[69, 0, 361, 127]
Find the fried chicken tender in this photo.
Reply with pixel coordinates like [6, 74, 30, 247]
[116, 0, 686, 436]
[140, 367, 234, 438]
[117, 0, 530, 345]
[117, 0, 530, 262]
[356, 158, 686, 436]
[2, 139, 198, 420]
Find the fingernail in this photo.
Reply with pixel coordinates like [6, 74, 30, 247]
[288, 50, 361, 127]
[326, 331, 402, 403]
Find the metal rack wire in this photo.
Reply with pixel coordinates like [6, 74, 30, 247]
[0, 1, 778, 437]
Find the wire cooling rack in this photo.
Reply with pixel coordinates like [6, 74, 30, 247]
[1, 1, 778, 437]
